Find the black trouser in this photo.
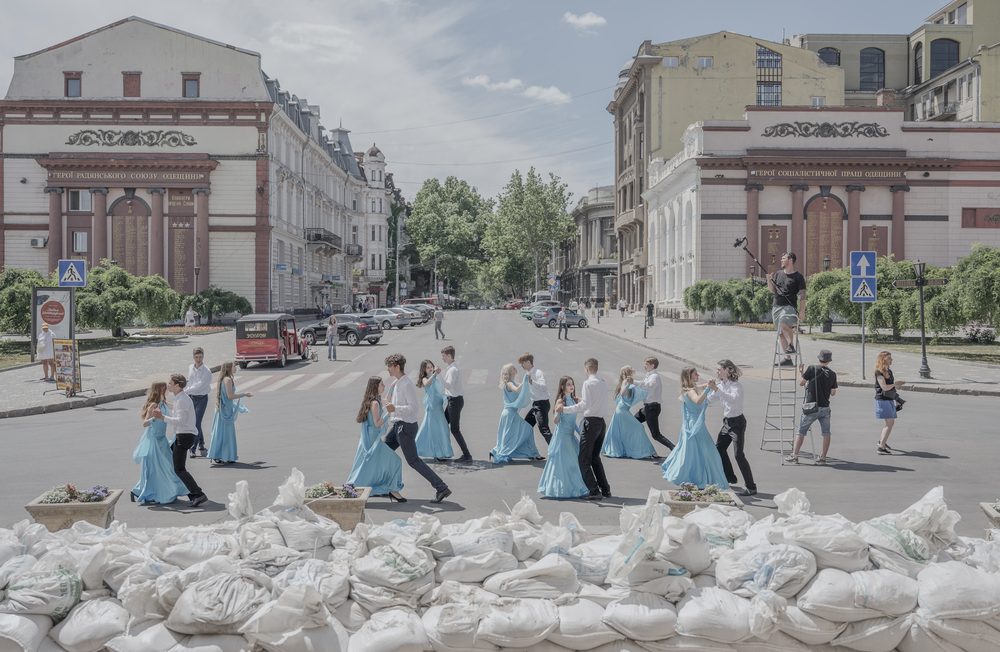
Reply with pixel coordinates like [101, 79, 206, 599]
[171, 433, 205, 499]
[558, 323, 569, 339]
[434, 322, 444, 339]
[578, 417, 609, 496]
[443, 396, 471, 457]
[524, 399, 552, 445]
[189, 394, 209, 452]
[716, 414, 755, 490]
[386, 421, 448, 492]
[635, 402, 674, 450]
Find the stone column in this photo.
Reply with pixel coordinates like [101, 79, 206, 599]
[846, 185, 865, 262]
[148, 188, 165, 277]
[745, 183, 764, 264]
[45, 187, 64, 273]
[90, 188, 108, 265]
[193, 188, 210, 292]
[890, 185, 909, 261]
[789, 184, 808, 258]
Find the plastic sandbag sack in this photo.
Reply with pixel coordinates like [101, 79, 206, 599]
[775, 606, 846, 646]
[684, 505, 754, 556]
[606, 491, 666, 586]
[475, 597, 558, 648]
[916, 560, 1000, 620]
[509, 495, 544, 526]
[429, 529, 514, 560]
[675, 587, 752, 643]
[239, 585, 348, 652]
[559, 512, 589, 548]
[272, 558, 349, 610]
[10, 523, 56, 561]
[832, 614, 911, 652]
[767, 514, 869, 572]
[0, 556, 37, 589]
[155, 557, 240, 617]
[105, 622, 184, 652]
[483, 553, 580, 598]
[715, 544, 816, 599]
[602, 591, 678, 641]
[49, 597, 129, 652]
[422, 603, 496, 652]
[855, 489, 958, 578]
[347, 607, 428, 652]
[852, 569, 918, 616]
[352, 541, 435, 593]
[0, 533, 21, 569]
[549, 596, 624, 650]
[639, 635, 737, 651]
[240, 546, 306, 577]
[773, 489, 811, 517]
[567, 535, 622, 585]
[168, 634, 252, 652]
[226, 481, 254, 522]
[435, 549, 518, 583]
[658, 517, 712, 576]
[796, 569, 883, 623]
[150, 529, 239, 570]
[0, 568, 82, 621]
[332, 599, 369, 634]
[367, 513, 441, 549]
[30, 546, 106, 593]
[421, 580, 498, 608]
[0, 613, 52, 652]
[165, 571, 270, 635]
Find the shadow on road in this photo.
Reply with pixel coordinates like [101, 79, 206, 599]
[830, 460, 915, 473]
[147, 499, 227, 514]
[206, 461, 275, 470]
[895, 450, 949, 459]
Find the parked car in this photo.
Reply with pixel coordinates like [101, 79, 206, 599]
[299, 314, 382, 346]
[235, 313, 310, 368]
[364, 308, 410, 330]
[520, 300, 559, 319]
[532, 307, 589, 329]
[387, 307, 415, 328]
[504, 300, 525, 310]
[396, 305, 428, 324]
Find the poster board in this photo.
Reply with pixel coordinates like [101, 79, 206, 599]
[53, 339, 82, 395]
[30, 287, 74, 361]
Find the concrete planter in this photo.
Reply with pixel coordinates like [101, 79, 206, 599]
[306, 486, 371, 531]
[980, 502, 1000, 529]
[662, 489, 744, 516]
[24, 489, 123, 532]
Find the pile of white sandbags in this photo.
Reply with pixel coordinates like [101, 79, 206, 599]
[2, 471, 1000, 652]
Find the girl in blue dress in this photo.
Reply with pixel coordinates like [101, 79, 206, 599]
[348, 376, 405, 501]
[538, 376, 589, 499]
[662, 367, 730, 489]
[415, 360, 453, 461]
[490, 363, 542, 464]
[133, 382, 189, 506]
[603, 366, 657, 459]
[207, 362, 251, 464]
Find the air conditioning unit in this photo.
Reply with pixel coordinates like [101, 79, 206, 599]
[30, 237, 48, 248]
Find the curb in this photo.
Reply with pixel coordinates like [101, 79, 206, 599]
[589, 324, 1000, 398]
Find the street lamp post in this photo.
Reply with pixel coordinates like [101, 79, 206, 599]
[913, 260, 932, 379]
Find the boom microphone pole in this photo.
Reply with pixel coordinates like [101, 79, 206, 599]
[733, 237, 768, 276]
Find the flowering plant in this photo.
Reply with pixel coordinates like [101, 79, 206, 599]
[38, 484, 111, 504]
[671, 483, 732, 503]
[305, 482, 359, 499]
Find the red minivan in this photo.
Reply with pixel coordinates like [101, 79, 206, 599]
[235, 313, 309, 368]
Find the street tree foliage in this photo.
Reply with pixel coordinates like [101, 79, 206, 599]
[181, 286, 252, 324]
[0, 267, 51, 335]
[76, 262, 180, 334]
[949, 244, 1000, 329]
[682, 278, 770, 322]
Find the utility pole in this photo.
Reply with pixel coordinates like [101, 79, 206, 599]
[393, 209, 401, 306]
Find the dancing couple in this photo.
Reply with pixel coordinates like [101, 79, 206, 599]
[414, 346, 473, 462]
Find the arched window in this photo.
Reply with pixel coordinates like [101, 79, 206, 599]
[914, 43, 924, 84]
[859, 47, 885, 91]
[930, 39, 960, 77]
[818, 47, 841, 66]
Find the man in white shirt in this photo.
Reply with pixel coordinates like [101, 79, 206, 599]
[36, 322, 55, 381]
[557, 307, 570, 340]
[708, 359, 756, 496]
[185, 347, 212, 458]
[184, 307, 197, 335]
[384, 353, 452, 502]
[152, 374, 208, 507]
[440, 346, 472, 462]
[635, 356, 675, 455]
[557, 357, 611, 499]
[518, 352, 552, 447]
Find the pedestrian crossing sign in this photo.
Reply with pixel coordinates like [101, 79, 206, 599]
[57, 259, 87, 287]
[851, 276, 877, 303]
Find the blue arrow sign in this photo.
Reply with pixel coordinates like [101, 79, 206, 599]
[850, 251, 876, 278]
[851, 276, 877, 303]
[57, 259, 87, 287]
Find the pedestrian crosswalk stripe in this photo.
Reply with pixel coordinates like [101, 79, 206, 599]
[235, 375, 272, 391]
[467, 369, 488, 385]
[331, 371, 364, 389]
[294, 372, 336, 391]
[256, 375, 301, 392]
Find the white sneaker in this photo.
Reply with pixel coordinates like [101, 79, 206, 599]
[784, 455, 799, 464]
[815, 457, 828, 465]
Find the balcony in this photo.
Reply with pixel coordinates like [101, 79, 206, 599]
[304, 228, 342, 252]
[927, 101, 958, 121]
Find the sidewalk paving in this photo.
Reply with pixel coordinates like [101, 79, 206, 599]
[589, 312, 1000, 397]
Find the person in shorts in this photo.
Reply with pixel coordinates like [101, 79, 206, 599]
[785, 349, 838, 465]
[767, 252, 806, 367]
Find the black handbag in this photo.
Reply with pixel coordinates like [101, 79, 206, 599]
[802, 366, 819, 415]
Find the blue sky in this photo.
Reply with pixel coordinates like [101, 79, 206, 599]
[1, 0, 944, 202]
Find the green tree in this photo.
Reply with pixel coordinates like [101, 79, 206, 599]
[0, 267, 51, 335]
[683, 280, 711, 315]
[181, 286, 252, 324]
[76, 263, 180, 334]
[950, 244, 1000, 329]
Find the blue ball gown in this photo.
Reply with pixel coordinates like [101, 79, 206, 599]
[415, 375, 453, 459]
[537, 396, 589, 499]
[602, 383, 657, 459]
[132, 402, 189, 504]
[490, 377, 540, 464]
[206, 383, 249, 463]
[347, 403, 404, 496]
[662, 391, 730, 489]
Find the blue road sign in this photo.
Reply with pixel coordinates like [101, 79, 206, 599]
[850, 251, 876, 278]
[57, 259, 87, 287]
[851, 276, 877, 303]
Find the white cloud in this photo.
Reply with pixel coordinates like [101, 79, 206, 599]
[464, 74, 570, 106]
[462, 74, 524, 92]
[562, 11, 607, 33]
[523, 85, 571, 105]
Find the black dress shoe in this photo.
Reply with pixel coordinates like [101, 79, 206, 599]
[455, 455, 473, 463]
[189, 495, 208, 508]
[432, 488, 452, 504]
[584, 492, 601, 501]
[740, 488, 757, 497]
[601, 491, 612, 498]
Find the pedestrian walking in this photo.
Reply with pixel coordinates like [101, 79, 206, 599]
[132, 382, 189, 506]
[602, 366, 657, 459]
[36, 323, 55, 381]
[661, 368, 729, 489]
[152, 374, 209, 508]
[434, 306, 445, 339]
[874, 351, 905, 455]
[441, 346, 473, 462]
[709, 359, 756, 496]
[347, 376, 405, 501]
[635, 356, 675, 454]
[383, 353, 452, 503]
[785, 350, 838, 465]
[186, 347, 211, 458]
[519, 353, 552, 447]
[767, 252, 806, 367]
[618, 299, 626, 317]
[569, 299, 579, 311]
[327, 315, 338, 361]
[490, 364, 541, 464]
[184, 307, 197, 336]
[557, 307, 570, 340]
[415, 360, 452, 461]
[557, 357, 611, 500]
[538, 376, 589, 500]
[207, 362, 252, 464]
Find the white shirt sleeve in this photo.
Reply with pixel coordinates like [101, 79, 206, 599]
[533, 368, 546, 391]
[563, 380, 588, 414]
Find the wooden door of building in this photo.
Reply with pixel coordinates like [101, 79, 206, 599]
[805, 196, 844, 276]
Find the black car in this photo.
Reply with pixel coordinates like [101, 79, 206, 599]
[299, 314, 382, 346]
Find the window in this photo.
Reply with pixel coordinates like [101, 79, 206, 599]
[817, 47, 840, 66]
[371, 199, 376, 212]
[72, 232, 88, 254]
[859, 47, 885, 91]
[756, 46, 782, 106]
[351, 225, 358, 245]
[378, 198, 383, 213]
[956, 3, 967, 24]
[182, 73, 200, 98]
[122, 71, 141, 97]
[696, 56, 713, 69]
[370, 254, 376, 269]
[352, 198, 357, 211]
[371, 225, 376, 241]
[378, 226, 382, 241]
[811, 96, 826, 107]
[64, 72, 81, 97]
[756, 45, 782, 70]
[67, 190, 92, 212]
[914, 43, 924, 84]
[378, 254, 383, 270]
[662, 56, 680, 68]
[930, 39, 960, 77]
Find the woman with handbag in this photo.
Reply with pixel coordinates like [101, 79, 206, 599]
[785, 349, 838, 465]
[874, 351, 905, 455]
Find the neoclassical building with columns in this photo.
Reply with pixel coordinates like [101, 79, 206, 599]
[645, 107, 1000, 315]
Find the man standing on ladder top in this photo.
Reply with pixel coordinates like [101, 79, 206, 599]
[767, 252, 806, 367]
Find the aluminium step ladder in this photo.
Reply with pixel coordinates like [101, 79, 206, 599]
[760, 324, 816, 464]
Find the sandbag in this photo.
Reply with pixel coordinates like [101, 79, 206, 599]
[675, 587, 752, 643]
[476, 597, 558, 648]
[430, 530, 514, 560]
[567, 535, 622, 585]
[831, 615, 910, 652]
[105, 622, 184, 652]
[155, 557, 240, 617]
[273, 513, 341, 553]
[421, 580, 498, 608]
[332, 599, 369, 634]
[602, 591, 677, 641]
[0, 535, 21, 570]
[240, 545, 306, 577]
[239, 585, 348, 652]
[549, 597, 624, 650]
[732, 631, 812, 651]
[48, 597, 128, 652]
[852, 569, 918, 616]
[150, 529, 239, 570]
[684, 505, 754, 555]
[367, 514, 440, 549]
[168, 634, 252, 652]
[482, 553, 579, 598]
[436, 549, 518, 584]
[916, 561, 1000, 619]
[347, 607, 428, 652]
[796, 569, 883, 623]
[272, 558, 349, 610]
[608, 556, 687, 593]
[658, 518, 712, 575]
[775, 606, 845, 645]
[0, 568, 82, 621]
[0, 557, 37, 590]
[715, 545, 816, 598]
[31, 546, 106, 592]
[421, 604, 496, 652]
[606, 494, 666, 586]
[767, 515, 869, 572]
[640, 637, 737, 651]
[351, 542, 435, 593]
[0, 613, 52, 652]
[165, 572, 270, 635]
[926, 613, 1000, 652]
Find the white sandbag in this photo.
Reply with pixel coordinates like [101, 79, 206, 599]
[795, 569, 882, 623]
[607, 493, 667, 586]
[348, 579, 424, 612]
[347, 607, 428, 652]
[436, 550, 518, 583]
[559, 512, 589, 548]
[0, 614, 52, 652]
[684, 506, 754, 556]
[675, 587, 752, 643]
[955, 536, 1000, 574]
[105, 622, 184, 652]
[767, 514, 869, 572]
[549, 597, 624, 650]
[0, 568, 82, 621]
[116, 575, 168, 630]
[240, 545, 306, 577]
[226, 481, 253, 521]
[273, 513, 341, 553]
[422, 604, 496, 652]
[0, 534, 21, 569]
[917, 561, 1000, 619]
[168, 634, 252, 652]
[775, 606, 845, 646]
[483, 553, 579, 598]
[510, 495, 544, 525]
[49, 597, 128, 652]
[856, 517, 934, 577]
[603, 592, 678, 641]
[852, 569, 918, 616]
[367, 513, 440, 549]
[0, 557, 37, 589]
[639, 636, 736, 651]
[100, 545, 157, 593]
[738, 516, 778, 552]
[926, 613, 1000, 652]
[9, 523, 55, 562]
[715, 545, 816, 599]
[352, 542, 435, 593]
[31, 546, 106, 593]
[422, 580, 498, 608]
[165, 572, 270, 635]
[692, 574, 717, 588]
[733, 631, 813, 652]
[332, 599, 369, 634]
[623, 574, 693, 602]
[238, 517, 285, 551]
[747, 590, 789, 639]
[430, 530, 514, 560]
[658, 518, 712, 576]
[476, 597, 558, 648]
[272, 558, 349, 610]
[576, 582, 617, 607]
[773, 489, 811, 517]
[508, 522, 546, 561]
[567, 535, 622, 585]
[608, 556, 686, 592]
[155, 557, 240, 617]
[831, 614, 910, 652]
[239, 585, 348, 652]
[150, 529, 239, 569]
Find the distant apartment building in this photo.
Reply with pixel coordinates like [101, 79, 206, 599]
[554, 185, 617, 305]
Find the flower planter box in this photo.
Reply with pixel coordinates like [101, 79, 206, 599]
[24, 489, 123, 532]
[661, 490, 744, 516]
[980, 502, 1000, 529]
[307, 486, 371, 531]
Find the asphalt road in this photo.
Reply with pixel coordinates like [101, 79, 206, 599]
[2, 310, 995, 536]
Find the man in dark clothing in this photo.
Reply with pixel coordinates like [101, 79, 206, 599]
[767, 252, 806, 366]
[786, 349, 838, 465]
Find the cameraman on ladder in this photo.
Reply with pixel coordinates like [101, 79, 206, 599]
[767, 252, 806, 367]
